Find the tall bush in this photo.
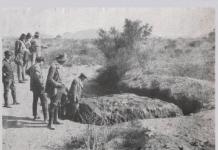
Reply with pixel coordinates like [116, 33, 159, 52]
[95, 19, 152, 89]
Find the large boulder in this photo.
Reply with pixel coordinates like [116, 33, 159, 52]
[66, 93, 183, 125]
[118, 72, 215, 114]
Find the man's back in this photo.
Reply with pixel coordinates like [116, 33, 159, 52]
[68, 78, 83, 103]
[26, 64, 44, 91]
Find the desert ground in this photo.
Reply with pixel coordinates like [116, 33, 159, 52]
[2, 26, 215, 150]
[2, 65, 215, 150]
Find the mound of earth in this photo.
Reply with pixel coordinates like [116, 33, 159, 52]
[108, 110, 215, 150]
[66, 93, 183, 125]
[118, 72, 214, 114]
[67, 110, 214, 150]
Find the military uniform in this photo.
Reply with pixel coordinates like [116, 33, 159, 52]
[15, 39, 26, 82]
[2, 57, 18, 107]
[24, 39, 31, 69]
[45, 62, 66, 128]
[26, 63, 48, 121]
[30, 38, 41, 64]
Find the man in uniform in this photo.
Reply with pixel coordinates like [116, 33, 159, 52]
[45, 53, 67, 130]
[67, 73, 87, 121]
[2, 50, 19, 108]
[26, 56, 48, 122]
[24, 33, 32, 71]
[15, 33, 27, 83]
[30, 32, 42, 65]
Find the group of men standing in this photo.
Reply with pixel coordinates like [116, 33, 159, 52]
[14, 32, 42, 83]
[2, 32, 87, 130]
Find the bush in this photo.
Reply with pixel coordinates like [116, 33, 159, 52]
[95, 19, 152, 87]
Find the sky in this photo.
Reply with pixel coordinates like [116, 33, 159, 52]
[0, 8, 215, 38]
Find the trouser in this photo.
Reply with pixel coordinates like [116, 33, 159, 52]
[31, 52, 37, 65]
[33, 91, 48, 120]
[31, 51, 41, 65]
[17, 64, 25, 81]
[23, 62, 29, 78]
[48, 96, 60, 126]
[3, 79, 17, 106]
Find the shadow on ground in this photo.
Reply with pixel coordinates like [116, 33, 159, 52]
[2, 116, 47, 129]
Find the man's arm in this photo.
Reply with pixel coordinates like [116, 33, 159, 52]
[26, 67, 31, 76]
[2, 62, 7, 78]
[15, 41, 21, 56]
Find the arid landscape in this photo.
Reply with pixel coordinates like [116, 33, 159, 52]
[2, 17, 215, 150]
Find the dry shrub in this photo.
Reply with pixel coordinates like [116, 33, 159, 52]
[95, 19, 152, 88]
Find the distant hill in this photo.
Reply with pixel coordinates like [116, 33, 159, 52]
[62, 29, 98, 39]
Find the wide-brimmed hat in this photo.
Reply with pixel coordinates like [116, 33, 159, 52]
[4, 50, 13, 56]
[36, 56, 45, 62]
[56, 53, 67, 62]
[79, 73, 87, 79]
[26, 33, 32, 38]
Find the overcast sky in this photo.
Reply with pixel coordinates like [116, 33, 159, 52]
[0, 8, 215, 38]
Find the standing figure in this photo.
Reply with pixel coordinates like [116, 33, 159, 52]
[45, 54, 67, 130]
[15, 33, 27, 83]
[24, 33, 32, 71]
[2, 51, 20, 108]
[30, 32, 42, 65]
[26, 57, 48, 122]
[68, 73, 87, 121]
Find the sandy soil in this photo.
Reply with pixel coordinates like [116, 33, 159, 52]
[2, 65, 101, 150]
[2, 65, 215, 150]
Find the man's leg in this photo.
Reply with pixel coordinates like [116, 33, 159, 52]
[10, 80, 19, 105]
[33, 91, 39, 120]
[48, 96, 56, 130]
[3, 81, 11, 108]
[22, 63, 28, 81]
[39, 93, 48, 122]
[32, 52, 36, 65]
[22, 64, 27, 81]
[54, 106, 61, 124]
[17, 64, 22, 82]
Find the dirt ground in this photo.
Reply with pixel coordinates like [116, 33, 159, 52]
[2, 65, 101, 150]
[2, 65, 215, 150]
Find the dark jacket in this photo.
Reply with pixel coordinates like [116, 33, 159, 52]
[68, 78, 83, 103]
[45, 62, 62, 98]
[2, 58, 14, 82]
[26, 63, 44, 92]
[15, 40, 26, 65]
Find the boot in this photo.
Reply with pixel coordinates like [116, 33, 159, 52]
[48, 105, 55, 130]
[11, 82, 19, 105]
[41, 99, 48, 123]
[53, 107, 62, 125]
[4, 91, 11, 108]
[3, 105, 12, 108]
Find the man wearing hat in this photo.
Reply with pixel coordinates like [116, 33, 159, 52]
[67, 73, 87, 121]
[15, 33, 27, 83]
[24, 33, 32, 71]
[26, 56, 48, 122]
[2, 50, 19, 108]
[45, 53, 67, 130]
[30, 32, 42, 65]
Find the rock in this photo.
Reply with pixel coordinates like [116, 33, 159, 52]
[66, 93, 183, 125]
[118, 74, 214, 114]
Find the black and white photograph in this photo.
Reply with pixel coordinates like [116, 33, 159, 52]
[0, 8, 215, 150]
